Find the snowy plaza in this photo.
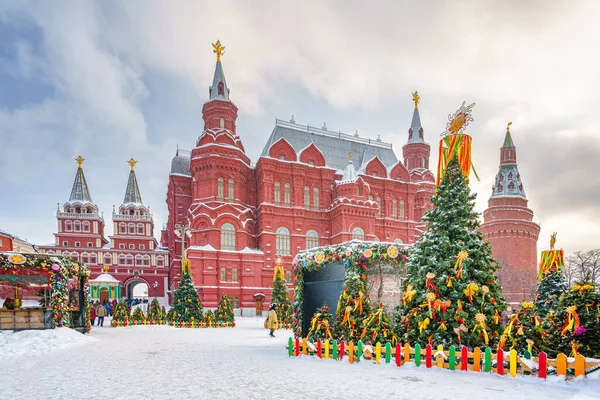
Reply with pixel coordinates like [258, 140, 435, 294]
[0, 317, 598, 400]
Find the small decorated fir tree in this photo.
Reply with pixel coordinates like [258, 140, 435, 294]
[203, 310, 215, 324]
[147, 298, 163, 321]
[112, 301, 130, 322]
[498, 301, 546, 355]
[169, 272, 203, 322]
[534, 270, 568, 319]
[395, 157, 507, 348]
[215, 293, 235, 323]
[333, 273, 373, 342]
[360, 303, 398, 345]
[547, 278, 600, 358]
[306, 304, 334, 342]
[132, 307, 146, 324]
[271, 266, 294, 326]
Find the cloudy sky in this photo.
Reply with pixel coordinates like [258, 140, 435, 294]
[1, 0, 599, 255]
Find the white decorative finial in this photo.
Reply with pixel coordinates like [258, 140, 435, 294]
[290, 115, 295, 123]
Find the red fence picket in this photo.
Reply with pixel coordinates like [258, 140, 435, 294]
[426, 344, 432, 368]
[497, 348, 504, 375]
[396, 343, 401, 367]
[461, 346, 468, 371]
[538, 352, 547, 379]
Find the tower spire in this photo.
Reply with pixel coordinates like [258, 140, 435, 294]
[490, 123, 525, 199]
[208, 39, 230, 101]
[407, 91, 424, 143]
[69, 155, 93, 203]
[123, 158, 143, 205]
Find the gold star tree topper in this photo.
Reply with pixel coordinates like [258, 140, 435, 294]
[127, 158, 137, 171]
[212, 40, 225, 62]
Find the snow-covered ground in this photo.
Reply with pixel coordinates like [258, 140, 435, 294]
[1, 318, 599, 399]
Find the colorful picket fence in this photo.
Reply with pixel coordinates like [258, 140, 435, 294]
[110, 319, 235, 328]
[287, 337, 600, 380]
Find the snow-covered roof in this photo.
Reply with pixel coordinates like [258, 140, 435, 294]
[90, 273, 121, 283]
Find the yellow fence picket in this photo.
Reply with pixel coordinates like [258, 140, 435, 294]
[324, 340, 330, 359]
[436, 345, 444, 368]
[509, 349, 517, 377]
[302, 338, 307, 356]
[404, 343, 411, 363]
[376, 342, 381, 364]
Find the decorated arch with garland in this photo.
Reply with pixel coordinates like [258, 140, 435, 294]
[0, 252, 91, 332]
[292, 240, 409, 338]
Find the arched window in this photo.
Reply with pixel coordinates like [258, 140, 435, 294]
[119, 243, 125, 249]
[82, 221, 90, 232]
[72, 252, 80, 262]
[104, 253, 112, 265]
[228, 179, 234, 202]
[119, 223, 126, 234]
[373, 235, 381, 242]
[285, 270, 292, 283]
[218, 81, 224, 96]
[218, 177, 224, 200]
[135, 255, 143, 266]
[284, 183, 291, 206]
[392, 199, 397, 218]
[306, 230, 319, 249]
[394, 238, 404, 245]
[220, 118, 225, 128]
[313, 187, 319, 210]
[126, 254, 134, 266]
[137, 223, 144, 235]
[65, 221, 72, 232]
[400, 200, 405, 221]
[81, 253, 89, 264]
[233, 297, 239, 308]
[156, 256, 164, 267]
[73, 221, 81, 232]
[220, 267, 227, 282]
[128, 223, 135, 234]
[376, 196, 382, 218]
[352, 227, 365, 241]
[143, 255, 150, 266]
[274, 182, 281, 205]
[276, 227, 290, 256]
[89, 254, 97, 264]
[232, 268, 239, 283]
[118, 254, 126, 266]
[304, 186, 310, 209]
[221, 223, 236, 251]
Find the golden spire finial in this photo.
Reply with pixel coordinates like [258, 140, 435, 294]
[507, 121, 512, 132]
[127, 158, 137, 171]
[212, 40, 225, 62]
[412, 91, 420, 110]
[75, 156, 84, 168]
[349, 152, 353, 160]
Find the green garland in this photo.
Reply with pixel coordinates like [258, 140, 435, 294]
[292, 241, 409, 337]
[0, 252, 91, 331]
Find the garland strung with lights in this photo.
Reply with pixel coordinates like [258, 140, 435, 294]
[292, 240, 409, 337]
[0, 253, 91, 332]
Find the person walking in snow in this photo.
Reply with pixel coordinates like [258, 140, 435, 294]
[265, 303, 278, 337]
[90, 301, 96, 326]
[96, 302, 107, 326]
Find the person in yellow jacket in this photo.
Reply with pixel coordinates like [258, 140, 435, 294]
[265, 303, 278, 337]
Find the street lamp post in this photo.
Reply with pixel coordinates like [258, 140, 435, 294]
[153, 281, 158, 298]
[174, 222, 192, 260]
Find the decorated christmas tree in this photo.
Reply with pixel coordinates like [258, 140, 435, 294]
[535, 271, 568, 319]
[395, 109, 507, 348]
[215, 293, 235, 323]
[147, 298, 164, 321]
[271, 261, 294, 326]
[361, 303, 398, 345]
[203, 309, 215, 324]
[546, 278, 600, 358]
[306, 303, 334, 342]
[333, 273, 373, 342]
[169, 271, 203, 322]
[112, 301, 130, 322]
[132, 307, 146, 324]
[498, 301, 546, 355]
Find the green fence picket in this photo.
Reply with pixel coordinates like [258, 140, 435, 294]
[415, 344, 421, 367]
[484, 348, 491, 372]
[333, 340, 338, 360]
[524, 350, 531, 375]
[288, 338, 293, 357]
[385, 343, 391, 364]
[449, 345, 456, 370]
[357, 341, 363, 362]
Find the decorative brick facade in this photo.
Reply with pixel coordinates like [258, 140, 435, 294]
[480, 127, 540, 308]
[161, 51, 435, 315]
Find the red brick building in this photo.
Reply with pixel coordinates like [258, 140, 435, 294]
[40, 157, 170, 305]
[161, 47, 435, 315]
[480, 126, 540, 307]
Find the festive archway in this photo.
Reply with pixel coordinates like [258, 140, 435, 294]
[292, 240, 408, 337]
